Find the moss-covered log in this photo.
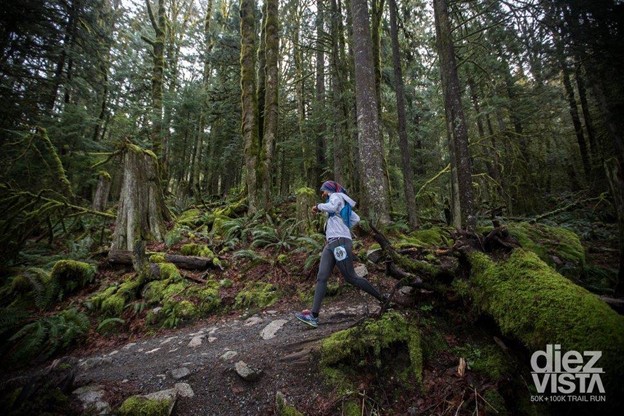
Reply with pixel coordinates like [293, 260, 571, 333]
[107, 250, 219, 271]
[468, 249, 624, 404]
[320, 311, 422, 398]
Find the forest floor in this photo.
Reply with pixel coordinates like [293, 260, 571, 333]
[2, 200, 621, 415]
[2, 255, 512, 416]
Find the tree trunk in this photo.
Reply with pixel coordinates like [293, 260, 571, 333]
[92, 172, 111, 212]
[111, 144, 170, 252]
[605, 158, 624, 296]
[388, 0, 418, 229]
[433, 0, 475, 230]
[555, 35, 591, 180]
[259, 0, 279, 207]
[371, 0, 384, 123]
[240, 0, 260, 213]
[315, 0, 327, 184]
[349, 0, 390, 224]
[144, 0, 166, 165]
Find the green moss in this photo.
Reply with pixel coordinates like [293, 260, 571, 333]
[118, 395, 172, 416]
[181, 243, 216, 259]
[10, 275, 33, 293]
[507, 222, 585, 271]
[453, 344, 511, 381]
[295, 186, 315, 197]
[158, 262, 182, 281]
[187, 282, 221, 314]
[176, 208, 202, 226]
[89, 284, 118, 310]
[101, 293, 125, 316]
[409, 227, 451, 248]
[50, 260, 96, 294]
[149, 253, 166, 263]
[97, 170, 111, 180]
[320, 311, 422, 394]
[275, 393, 304, 416]
[469, 249, 624, 399]
[234, 282, 279, 309]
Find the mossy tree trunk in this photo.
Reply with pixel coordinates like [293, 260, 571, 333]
[259, 0, 279, 208]
[111, 144, 170, 252]
[144, 0, 166, 171]
[433, 0, 475, 231]
[240, 0, 260, 213]
[349, 0, 390, 224]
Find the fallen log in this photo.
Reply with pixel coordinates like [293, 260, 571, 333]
[369, 224, 443, 279]
[107, 250, 217, 270]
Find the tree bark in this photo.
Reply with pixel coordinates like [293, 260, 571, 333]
[388, 0, 418, 229]
[259, 0, 279, 207]
[108, 250, 219, 270]
[110, 144, 170, 252]
[433, 0, 476, 231]
[144, 0, 166, 165]
[349, 0, 390, 224]
[555, 34, 591, 179]
[240, 0, 260, 213]
[315, 0, 327, 184]
[92, 172, 111, 212]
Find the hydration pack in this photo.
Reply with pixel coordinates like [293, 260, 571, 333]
[328, 200, 353, 228]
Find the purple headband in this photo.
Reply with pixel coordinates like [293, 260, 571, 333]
[320, 180, 347, 194]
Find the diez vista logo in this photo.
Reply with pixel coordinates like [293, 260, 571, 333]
[530, 344, 606, 403]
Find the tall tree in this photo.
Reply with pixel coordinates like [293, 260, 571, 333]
[349, 0, 390, 223]
[143, 0, 167, 164]
[240, 0, 260, 213]
[259, 0, 279, 206]
[315, 0, 327, 183]
[388, 0, 418, 229]
[433, 0, 475, 230]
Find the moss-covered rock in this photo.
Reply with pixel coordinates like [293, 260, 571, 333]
[320, 311, 422, 394]
[50, 259, 96, 295]
[157, 262, 182, 281]
[234, 282, 279, 310]
[468, 249, 624, 402]
[118, 395, 173, 416]
[175, 208, 202, 226]
[187, 282, 221, 314]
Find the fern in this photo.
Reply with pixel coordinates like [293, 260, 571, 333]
[97, 317, 125, 333]
[6, 308, 89, 366]
[0, 307, 32, 337]
[233, 249, 271, 264]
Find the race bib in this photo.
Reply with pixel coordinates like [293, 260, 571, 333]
[333, 245, 347, 262]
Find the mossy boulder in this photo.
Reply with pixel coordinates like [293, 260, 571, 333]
[468, 249, 624, 402]
[320, 311, 422, 394]
[175, 208, 203, 227]
[506, 222, 585, 277]
[234, 282, 279, 310]
[50, 260, 96, 295]
[187, 281, 221, 314]
[118, 394, 174, 416]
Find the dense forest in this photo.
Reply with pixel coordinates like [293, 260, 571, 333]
[1, 0, 624, 415]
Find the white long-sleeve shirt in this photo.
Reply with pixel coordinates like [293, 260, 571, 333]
[317, 192, 360, 240]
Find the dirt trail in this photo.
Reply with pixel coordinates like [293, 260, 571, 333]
[72, 296, 382, 415]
